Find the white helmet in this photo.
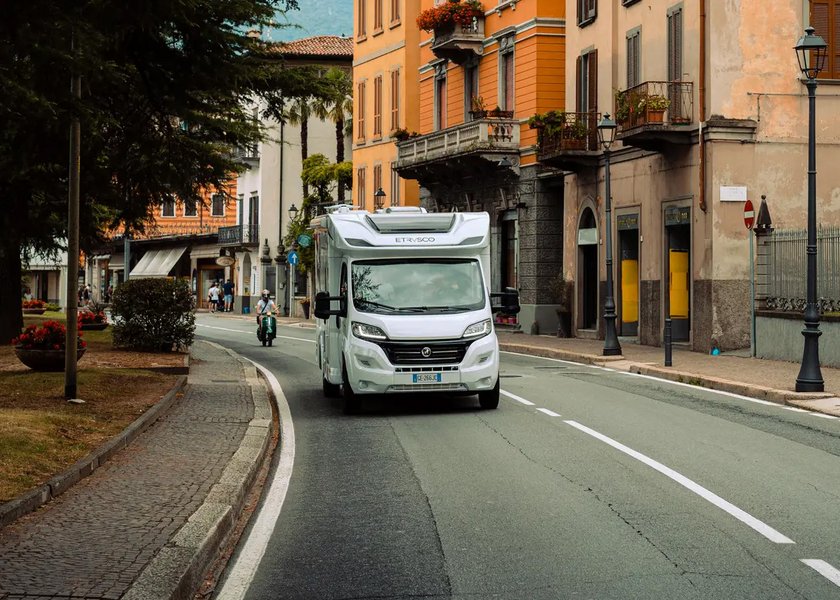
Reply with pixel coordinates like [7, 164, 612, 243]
[262, 289, 270, 297]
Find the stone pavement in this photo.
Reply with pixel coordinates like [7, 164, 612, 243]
[0, 341, 271, 600]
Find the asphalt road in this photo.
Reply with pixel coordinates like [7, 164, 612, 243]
[195, 314, 840, 599]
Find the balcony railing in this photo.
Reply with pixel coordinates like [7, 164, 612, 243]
[232, 144, 260, 162]
[218, 223, 259, 246]
[615, 81, 693, 131]
[431, 16, 484, 63]
[535, 111, 600, 158]
[396, 117, 520, 169]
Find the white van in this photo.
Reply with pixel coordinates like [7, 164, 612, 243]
[311, 206, 519, 413]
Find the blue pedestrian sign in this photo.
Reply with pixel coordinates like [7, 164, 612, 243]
[287, 250, 299, 266]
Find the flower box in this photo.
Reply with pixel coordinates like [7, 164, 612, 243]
[22, 308, 47, 315]
[14, 347, 86, 371]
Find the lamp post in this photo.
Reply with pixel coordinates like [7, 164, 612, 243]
[288, 203, 299, 222]
[374, 187, 386, 210]
[597, 113, 621, 356]
[287, 204, 299, 316]
[794, 27, 828, 392]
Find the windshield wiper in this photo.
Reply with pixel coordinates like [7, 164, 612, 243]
[399, 305, 464, 313]
[354, 298, 398, 312]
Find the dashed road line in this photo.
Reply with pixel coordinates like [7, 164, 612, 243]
[536, 408, 561, 417]
[501, 390, 535, 406]
[801, 559, 840, 588]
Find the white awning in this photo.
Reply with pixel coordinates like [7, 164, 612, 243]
[129, 247, 187, 279]
[109, 254, 124, 270]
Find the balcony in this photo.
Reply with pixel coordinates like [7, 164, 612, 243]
[534, 111, 601, 172]
[232, 144, 260, 164]
[615, 81, 694, 151]
[431, 17, 484, 64]
[395, 117, 520, 183]
[218, 224, 259, 248]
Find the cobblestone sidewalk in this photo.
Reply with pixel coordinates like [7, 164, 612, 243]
[0, 341, 267, 600]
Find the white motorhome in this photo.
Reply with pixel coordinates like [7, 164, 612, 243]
[311, 206, 519, 413]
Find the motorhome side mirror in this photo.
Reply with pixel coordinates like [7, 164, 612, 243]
[491, 287, 521, 315]
[314, 291, 347, 320]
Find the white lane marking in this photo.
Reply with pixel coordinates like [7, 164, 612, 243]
[537, 408, 561, 417]
[564, 419, 796, 545]
[501, 389, 535, 406]
[802, 559, 840, 587]
[198, 323, 315, 344]
[502, 350, 838, 419]
[215, 359, 296, 600]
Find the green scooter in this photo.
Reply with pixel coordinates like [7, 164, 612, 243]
[257, 313, 276, 346]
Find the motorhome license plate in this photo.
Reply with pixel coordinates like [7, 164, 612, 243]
[413, 373, 441, 383]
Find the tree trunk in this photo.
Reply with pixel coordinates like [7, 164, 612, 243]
[336, 117, 345, 204]
[301, 117, 309, 200]
[0, 235, 24, 343]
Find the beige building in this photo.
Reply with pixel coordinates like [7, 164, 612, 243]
[553, 0, 840, 351]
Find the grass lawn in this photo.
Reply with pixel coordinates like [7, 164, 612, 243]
[1, 319, 186, 503]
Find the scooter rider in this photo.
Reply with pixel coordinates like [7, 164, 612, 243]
[256, 289, 277, 326]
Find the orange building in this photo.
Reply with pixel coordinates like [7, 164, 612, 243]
[352, 0, 421, 210]
[390, 0, 568, 333]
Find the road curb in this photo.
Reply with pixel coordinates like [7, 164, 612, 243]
[500, 342, 627, 366]
[0, 368, 189, 529]
[123, 342, 274, 600]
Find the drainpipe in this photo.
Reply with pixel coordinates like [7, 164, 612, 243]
[698, 0, 707, 212]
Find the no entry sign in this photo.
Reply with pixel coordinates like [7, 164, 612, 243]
[744, 199, 755, 230]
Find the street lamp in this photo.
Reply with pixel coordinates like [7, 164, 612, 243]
[288, 203, 299, 222]
[794, 27, 828, 392]
[597, 113, 621, 356]
[374, 187, 386, 210]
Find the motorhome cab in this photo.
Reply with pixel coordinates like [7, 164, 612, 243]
[312, 206, 519, 413]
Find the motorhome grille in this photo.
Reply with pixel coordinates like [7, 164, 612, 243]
[376, 339, 474, 365]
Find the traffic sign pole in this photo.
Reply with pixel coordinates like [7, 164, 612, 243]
[745, 199, 756, 357]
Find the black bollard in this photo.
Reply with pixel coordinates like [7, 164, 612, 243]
[664, 318, 673, 367]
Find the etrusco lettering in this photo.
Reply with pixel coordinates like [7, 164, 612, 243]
[394, 236, 435, 243]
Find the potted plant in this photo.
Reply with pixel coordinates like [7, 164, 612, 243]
[392, 127, 411, 141]
[416, 0, 483, 33]
[550, 275, 574, 337]
[22, 299, 47, 315]
[614, 88, 632, 127]
[78, 309, 109, 331]
[637, 94, 669, 123]
[11, 320, 86, 371]
[469, 95, 487, 119]
[563, 118, 588, 150]
[299, 297, 311, 319]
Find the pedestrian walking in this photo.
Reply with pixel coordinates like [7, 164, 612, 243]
[208, 281, 221, 313]
[222, 279, 235, 312]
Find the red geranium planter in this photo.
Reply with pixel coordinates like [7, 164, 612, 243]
[14, 347, 86, 371]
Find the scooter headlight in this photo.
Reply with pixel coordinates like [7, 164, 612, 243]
[462, 318, 492, 339]
[351, 321, 388, 341]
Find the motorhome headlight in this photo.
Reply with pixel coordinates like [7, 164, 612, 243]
[351, 321, 388, 341]
[462, 318, 492, 339]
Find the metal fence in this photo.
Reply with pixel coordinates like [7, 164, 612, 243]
[766, 226, 840, 309]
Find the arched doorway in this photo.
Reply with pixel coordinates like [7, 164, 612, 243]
[577, 207, 599, 330]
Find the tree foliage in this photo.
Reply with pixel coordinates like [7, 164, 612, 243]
[0, 0, 328, 341]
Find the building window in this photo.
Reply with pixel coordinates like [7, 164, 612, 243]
[390, 0, 400, 24]
[576, 49, 598, 116]
[184, 198, 197, 217]
[499, 37, 515, 112]
[810, 1, 840, 78]
[373, 0, 383, 32]
[247, 195, 258, 225]
[162, 197, 175, 218]
[667, 7, 682, 84]
[390, 162, 400, 206]
[434, 64, 447, 131]
[357, 167, 366, 208]
[212, 193, 225, 217]
[373, 75, 383, 137]
[390, 68, 400, 132]
[373, 164, 383, 208]
[357, 80, 366, 141]
[627, 28, 641, 88]
[464, 63, 479, 119]
[357, 0, 367, 38]
[577, 0, 597, 26]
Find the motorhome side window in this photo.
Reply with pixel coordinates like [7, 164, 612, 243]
[351, 258, 485, 314]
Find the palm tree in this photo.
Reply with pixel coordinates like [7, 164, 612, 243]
[282, 97, 313, 200]
[311, 68, 353, 204]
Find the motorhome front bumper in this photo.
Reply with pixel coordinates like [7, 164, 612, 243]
[346, 334, 498, 394]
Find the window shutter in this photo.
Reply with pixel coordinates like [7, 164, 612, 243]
[575, 55, 582, 112]
[835, 2, 840, 78]
[588, 50, 598, 114]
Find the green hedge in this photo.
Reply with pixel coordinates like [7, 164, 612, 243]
[111, 279, 195, 351]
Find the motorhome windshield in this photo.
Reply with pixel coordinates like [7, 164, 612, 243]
[352, 259, 485, 314]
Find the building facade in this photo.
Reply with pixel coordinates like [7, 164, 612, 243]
[557, 0, 840, 352]
[353, 0, 422, 211]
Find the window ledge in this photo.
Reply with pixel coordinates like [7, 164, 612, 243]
[372, 27, 384, 37]
[577, 15, 596, 28]
[356, 34, 367, 42]
[389, 19, 401, 29]
[494, 0, 519, 15]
